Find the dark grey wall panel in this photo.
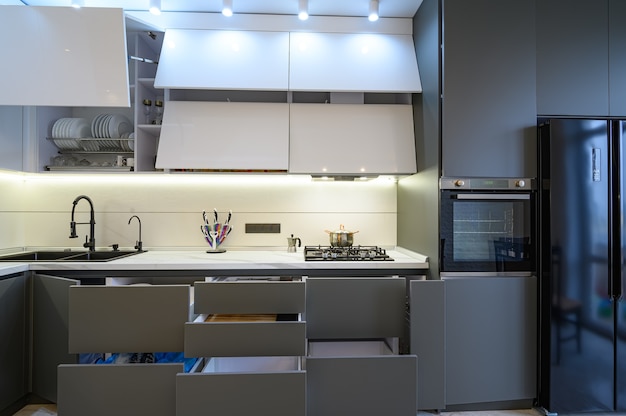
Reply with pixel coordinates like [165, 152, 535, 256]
[398, 0, 441, 277]
[0, 275, 26, 411]
[609, 0, 626, 116]
[441, 0, 536, 177]
[536, 0, 609, 116]
[411, 280, 445, 410]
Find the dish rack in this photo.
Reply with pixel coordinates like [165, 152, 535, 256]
[47, 137, 134, 153]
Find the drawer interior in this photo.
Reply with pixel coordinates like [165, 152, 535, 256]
[308, 340, 396, 357]
[201, 356, 302, 373]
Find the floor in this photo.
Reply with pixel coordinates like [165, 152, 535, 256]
[12, 405, 56, 416]
[12, 406, 543, 416]
[12, 406, 626, 416]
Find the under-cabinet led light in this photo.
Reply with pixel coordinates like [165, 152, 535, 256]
[368, 0, 379, 21]
[71, 0, 84, 8]
[298, 0, 309, 20]
[222, 0, 233, 17]
[149, 0, 161, 15]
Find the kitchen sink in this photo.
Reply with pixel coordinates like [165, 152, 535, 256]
[0, 250, 143, 262]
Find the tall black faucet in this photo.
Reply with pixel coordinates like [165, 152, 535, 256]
[70, 195, 96, 251]
[128, 215, 143, 252]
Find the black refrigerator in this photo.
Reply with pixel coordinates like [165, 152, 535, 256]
[538, 118, 626, 413]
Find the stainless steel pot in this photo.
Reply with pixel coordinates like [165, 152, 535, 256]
[324, 224, 359, 247]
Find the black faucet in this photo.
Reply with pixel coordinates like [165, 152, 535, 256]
[70, 195, 96, 251]
[128, 215, 143, 252]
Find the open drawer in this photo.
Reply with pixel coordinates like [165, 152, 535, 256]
[177, 280, 307, 415]
[67, 284, 190, 353]
[58, 363, 184, 416]
[186, 280, 306, 357]
[306, 340, 418, 416]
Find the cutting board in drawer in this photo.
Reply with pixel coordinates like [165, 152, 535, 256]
[194, 281, 305, 314]
[185, 321, 306, 357]
[176, 371, 305, 416]
[68, 285, 189, 353]
[58, 363, 183, 416]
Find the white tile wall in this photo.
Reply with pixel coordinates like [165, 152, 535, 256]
[0, 172, 398, 251]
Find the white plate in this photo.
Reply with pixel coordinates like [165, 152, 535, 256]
[91, 114, 106, 138]
[108, 114, 133, 139]
[69, 118, 90, 138]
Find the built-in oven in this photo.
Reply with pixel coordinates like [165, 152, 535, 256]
[440, 177, 536, 276]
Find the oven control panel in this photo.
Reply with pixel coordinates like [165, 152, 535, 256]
[440, 177, 534, 190]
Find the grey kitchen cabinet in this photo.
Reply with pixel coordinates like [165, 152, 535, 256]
[305, 277, 417, 416]
[178, 280, 306, 416]
[58, 284, 190, 416]
[609, 0, 626, 116]
[537, 0, 626, 117]
[536, 0, 609, 116]
[0, 274, 27, 414]
[410, 279, 445, 411]
[0, 107, 23, 171]
[441, 0, 536, 178]
[32, 274, 79, 403]
[444, 276, 537, 408]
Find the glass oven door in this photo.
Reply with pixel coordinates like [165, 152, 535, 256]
[440, 191, 535, 275]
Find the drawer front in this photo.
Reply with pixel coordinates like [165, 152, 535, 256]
[194, 281, 305, 314]
[306, 355, 417, 416]
[57, 363, 183, 416]
[306, 278, 406, 339]
[176, 371, 305, 416]
[185, 321, 306, 357]
[68, 285, 189, 353]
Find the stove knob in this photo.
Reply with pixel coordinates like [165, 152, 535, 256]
[454, 179, 465, 187]
[516, 180, 526, 188]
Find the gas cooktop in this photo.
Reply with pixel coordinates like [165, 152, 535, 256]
[304, 245, 394, 261]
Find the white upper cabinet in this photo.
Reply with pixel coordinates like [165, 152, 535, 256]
[155, 101, 289, 170]
[155, 29, 290, 90]
[0, 6, 129, 107]
[153, 29, 421, 93]
[289, 32, 422, 93]
[289, 104, 417, 175]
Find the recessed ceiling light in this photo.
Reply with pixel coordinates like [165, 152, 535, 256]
[369, 0, 379, 21]
[149, 0, 161, 15]
[222, 0, 233, 17]
[298, 0, 309, 20]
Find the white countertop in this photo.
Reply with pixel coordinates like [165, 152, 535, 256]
[0, 247, 428, 275]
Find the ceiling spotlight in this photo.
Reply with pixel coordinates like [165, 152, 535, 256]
[71, 0, 84, 8]
[298, 0, 309, 20]
[222, 0, 233, 17]
[368, 0, 379, 21]
[149, 0, 161, 15]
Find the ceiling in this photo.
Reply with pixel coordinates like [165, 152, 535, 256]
[1, 0, 423, 20]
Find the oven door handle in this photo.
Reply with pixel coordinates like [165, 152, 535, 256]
[453, 194, 530, 200]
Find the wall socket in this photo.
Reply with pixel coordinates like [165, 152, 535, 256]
[245, 223, 281, 234]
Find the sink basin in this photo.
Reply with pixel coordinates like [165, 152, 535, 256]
[0, 250, 143, 262]
[62, 250, 141, 262]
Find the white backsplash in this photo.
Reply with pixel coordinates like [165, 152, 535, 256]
[0, 172, 398, 251]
